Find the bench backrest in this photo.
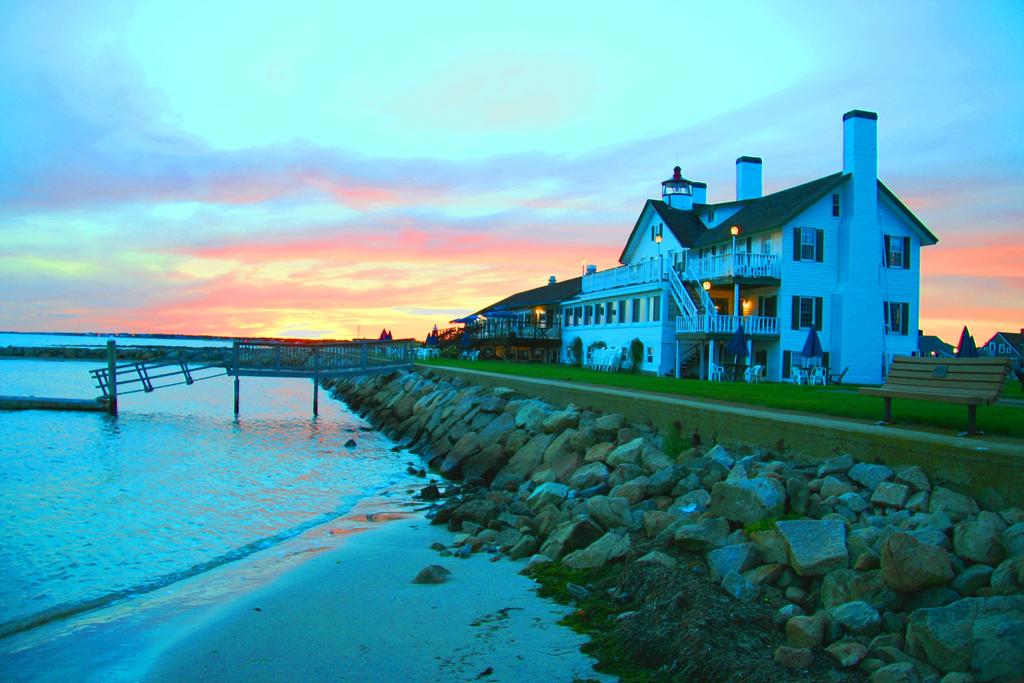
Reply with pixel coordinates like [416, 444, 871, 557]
[884, 356, 1011, 401]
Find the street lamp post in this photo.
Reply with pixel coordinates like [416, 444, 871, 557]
[730, 226, 741, 316]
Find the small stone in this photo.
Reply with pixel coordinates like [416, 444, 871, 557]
[344, 439, 357, 448]
[709, 477, 786, 525]
[895, 465, 931, 492]
[821, 476, 857, 499]
[706, 543, 760, 582]
[1003, 522, 1024, 558]
[562, 532, 631, 570]
[672, 517, 730, 552]
[827, 640, 868, 667]
[566, 582, 591, 601]
[636, 550, 677, 568]
[880, 532, 954, 592]
[949, 564, 993, 597]
[953, 512, 1007, 565]
[774, 602, 805, 626]
[776, 519, 849, 576]
[869, 662, 920, 683]
[774, 645, 813, 669]
[412, 564, 451, 584]
[527, 482, 570, 512]
[743, 563, 785, 586]
[906, 491, 930, 513]
[839, 491, 870, 513]
[818, 454, 855, 477]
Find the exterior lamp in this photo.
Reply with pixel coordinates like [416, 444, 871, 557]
[702, 281, 711, 291]
[730, 225, 740, 237]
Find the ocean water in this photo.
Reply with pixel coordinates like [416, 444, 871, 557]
[0, 341, 424, 680]
[0, 332, 231, 349]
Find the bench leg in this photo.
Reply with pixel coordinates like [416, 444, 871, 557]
[967, 404, 977, 435]
[883, 397, 892, 423]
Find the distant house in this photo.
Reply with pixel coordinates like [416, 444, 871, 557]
[981, 329, 1023, 366]
[918, 332, 954, 358]
[557, 110, 938, 384]
[470, 276, 582, 362]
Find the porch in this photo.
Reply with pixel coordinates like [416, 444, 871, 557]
[691, 252, 780, 281]
[676, 314, 780, 337]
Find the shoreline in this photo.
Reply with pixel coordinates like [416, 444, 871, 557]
[145, 512, 609, 683]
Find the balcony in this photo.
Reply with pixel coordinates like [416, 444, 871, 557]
[676, 314, 779, 337]
[469, 321, 561, 341]
[692, 252, 780, 281]
[581, 259, 664, 294]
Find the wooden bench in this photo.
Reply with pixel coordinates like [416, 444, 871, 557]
[859, 356, 1011, 435]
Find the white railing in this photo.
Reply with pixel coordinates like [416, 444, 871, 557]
[691, 252, 780, 280]
[684, 263, 717, 314]
[665, 266, 697, 317]
[581, 258, 664, 294]
[675, 314, 779, 336]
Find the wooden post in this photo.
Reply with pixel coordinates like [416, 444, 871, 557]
[232, 341, 240, 415]
[313, 377, 319, 416]
[234, 376, 240, 415]
[967, 404, 977, 435]
[106, 340, 118, 415]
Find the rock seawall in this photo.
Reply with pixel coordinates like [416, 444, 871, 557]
[327, 370, 1024, 683]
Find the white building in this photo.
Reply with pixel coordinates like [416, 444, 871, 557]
[558, 110, 938, 385]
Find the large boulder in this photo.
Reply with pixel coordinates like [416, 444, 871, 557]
[562, 532, 632, 570]
[929, 487, 980, 522]
[881, 532, 954, 592]
[541, 408, 579, 433]
[439, 431, 481, 477]
[583, 442, 615, 464]
[906, 595, 1024, 681]
[568, 462, 610, 490]
[1004, 522, 1024, 558]
[476, 412, 516, 445]
[514, 400, 551, 431]
[821, 568, 901, 611]
[953, 512, 1007, 566]
[499, 432, 554, 477]
[709, 477, 786, 525]
[538, 518, 604, 561]
[871, 483, 911, 509]
[786, 614, 826, 648]
[776, 519, 849, 576]
[849, 463, 894, 491]
[606, 438, 645, 467]
[461, 443, 507, 481]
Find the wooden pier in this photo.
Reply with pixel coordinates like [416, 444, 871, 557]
[0, 396, 108, 412]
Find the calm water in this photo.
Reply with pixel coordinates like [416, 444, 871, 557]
[0, 338, 423, 679]
[0, 332, 231, 349]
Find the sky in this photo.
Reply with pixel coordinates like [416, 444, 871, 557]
[1, 0, 1022, 344]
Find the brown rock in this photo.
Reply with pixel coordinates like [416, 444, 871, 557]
[881, 532, 953, 592]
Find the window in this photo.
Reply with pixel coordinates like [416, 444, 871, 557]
[594, 303, 603, 325]
[646, 346, 654, 363]
[564, 309, 571, 327]
[573, 307, 581, 326]
[584, 305, 592, 325]
[884, 301, 909, 335]
[650, 296, 661, 322]
[791, 296, 823, 330]
[761, 236, 772, 254]
[793, 227, 824, 262]
[884, 235, 910, 269]
[606, 301, 615, 324]
[631, 298, 641, 323]
[618, 300, 627, 323]
[832, 193, 840, 217]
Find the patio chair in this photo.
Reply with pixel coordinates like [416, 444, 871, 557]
[791, 366, 807, 385]
[709, 363, 725, 382]
[744, 364, 763, 384]
[810, 366, 827, 386]
[828, 366, 850, 385]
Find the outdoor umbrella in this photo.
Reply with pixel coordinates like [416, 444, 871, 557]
[801, 326, 824, 366]
[378, 328, 389, 341]
[956, 326, 978, 358]
[425, 329, 438, 346]
[725, 324, 749, 380]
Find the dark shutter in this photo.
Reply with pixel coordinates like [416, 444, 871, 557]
[883, 235, 891, 267]
[883, 302, 889, 331]
[746, 237, 752, 252]
[903, 236, 911, 270]
[815, 229, 824, 262]
[901, 303, 909, 335]
[783, 350, 792, 379]
[814, 297, 823, 331]
[793, 228, 802, 261]
[822, 351, 831, 370]
[791, 296, 800, 330]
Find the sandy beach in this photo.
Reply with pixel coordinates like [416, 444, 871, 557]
[146, 514, 611, 683]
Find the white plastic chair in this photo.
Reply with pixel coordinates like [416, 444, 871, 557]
[744, 364, 762, 384]
[709, 363, 725, 382]
[791, 366, 807, 385]
[810, 366, 826, 386]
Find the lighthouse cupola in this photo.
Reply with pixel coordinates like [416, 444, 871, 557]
[662, 166, 695, 210]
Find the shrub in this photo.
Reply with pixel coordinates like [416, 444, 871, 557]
[629, 338, 644, 374]
[569, 337, 583, 367]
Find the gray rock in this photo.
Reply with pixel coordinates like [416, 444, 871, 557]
[539, 518, 604, 560]
[710, 477, 787, 525]
[776, 518, 849, 576]
[1003, 522, 1024, 558]
[822, 568, 902, 611]
[818, 453, 855, 477]
[896, 465, 931, 492]
[673, 517, 731, 552]
[906, 595, 1024, 681]
[527, 481, 570, 512]
[641, 510, 677, 538]
[476, 411, 516, 445]
[950, 564, 994, 597]
[774, 645, 813, 669]
[706, 543, 760, 582]
[605, 437, 645, 467]
[831, 600, 882, 636]
[705, 444, 734, 469]
[646, 464, 686, 496]
[583, 441, 615, 464]
[827, 639, 868, 667]
[609, 477, 647, 505]
[990, 556, 1024, 593]
[907, 491, 930, 513]
[750, 529, 790, 564]
[787, 477, 810, 515]
[869, 662, 921, 683]
[507, 534, 539, 560]
[674, 488, 711, 513]
[850, 463, 894, 491]
[839, 491, 870, 513]
[636, 550, 677, 568]
[500, 432, 554, 477]
[953, 512, 1007, 566]
[881, 532, 954, 592]
[722, 570, 759, 601]
[586, 495, 634, 531]
[786, 614, 825, 647]
[872, 483, 911, 509]
[562, 532, 632, 570]
[593, 412, 626, 436]
[821, 475, 858, 498]
[514, 400, 550, 431]
[412, 564, 452, 584]
[568, 462, 609, 490]
[929, 487, 980, 522]
[640, 447, 674, 473]
[541, 408, 579, 433]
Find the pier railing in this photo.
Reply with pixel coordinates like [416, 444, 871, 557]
[229, 339, 416, 378]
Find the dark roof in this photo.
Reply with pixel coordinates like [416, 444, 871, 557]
[984, 331, 1024, 352]
[694, 173, 845, 247]
[617, 199, 707, 263]
[919, 335, 954, 357]
[475, 276, 582, 315]
[879, 181, 939, 245]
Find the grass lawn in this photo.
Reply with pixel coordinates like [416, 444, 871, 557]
[420, 358, 1024, 440]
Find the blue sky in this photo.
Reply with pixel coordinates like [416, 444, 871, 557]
[1, 0, 1021, 342]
